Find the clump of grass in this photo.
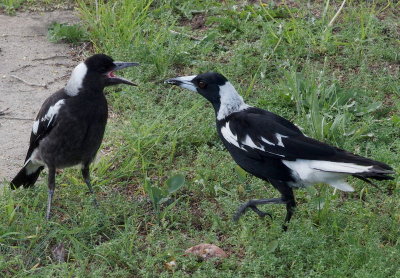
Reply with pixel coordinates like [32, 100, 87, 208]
[47, 22, 88, 44]
[0, 0, 25, 14]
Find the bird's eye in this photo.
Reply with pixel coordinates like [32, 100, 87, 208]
[198, 81, 207, 89]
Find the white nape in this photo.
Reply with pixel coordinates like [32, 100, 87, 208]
[65, 62, 88, 96]
[217, 82, 250, 120]
[283, 159, 373, 191]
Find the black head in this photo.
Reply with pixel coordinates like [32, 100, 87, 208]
[65, 54, 139, 96]
[165, 72, 247, 120]
[84, 54, 115, 74]
[165, 72, 228, 105]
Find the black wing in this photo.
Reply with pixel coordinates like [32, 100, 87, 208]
[222, 108, 392, 170]
[24, 89, 69, 162]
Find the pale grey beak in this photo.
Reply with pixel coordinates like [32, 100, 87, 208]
[165, 75, 197, 92]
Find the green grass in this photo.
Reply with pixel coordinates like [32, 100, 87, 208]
[1, 0, 400, 277]
[47, 22, 89, 44]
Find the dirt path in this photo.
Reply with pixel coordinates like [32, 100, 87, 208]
[0, 10, 79, 183]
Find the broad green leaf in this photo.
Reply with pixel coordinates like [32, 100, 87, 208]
[166, 174, 185, 194]
[266, 240, 279, 253]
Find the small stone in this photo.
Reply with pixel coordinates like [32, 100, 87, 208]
[185, 243, 228, 259]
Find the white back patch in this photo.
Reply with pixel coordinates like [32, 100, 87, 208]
[217, 82, 250, 120]
[65, 62, 87, 96]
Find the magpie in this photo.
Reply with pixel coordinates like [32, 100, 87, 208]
[10, 54, 139, 219]
[165, 72, 394, 226]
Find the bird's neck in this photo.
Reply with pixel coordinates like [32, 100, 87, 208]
[65, 62, 87, 96]
[216, 82, 250, 120]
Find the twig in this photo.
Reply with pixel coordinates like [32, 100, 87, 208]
[327, 0, 346, 28]
[0, 34, 44, 38]
[10, 64, 32, 73]
[0, 116, 34, 121]
[46, 74, 70, 87]
[32, 55, 69, 61]
[0, 108, 10, 116]
[169, 30, 201, 41]
[77, 42, 90, 56]
[10, 75, 47, 88]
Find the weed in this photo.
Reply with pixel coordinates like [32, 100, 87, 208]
[47, 22, 88, 45]
[0, 0, 24, 15]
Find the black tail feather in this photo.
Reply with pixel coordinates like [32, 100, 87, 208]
[352, 162, 394, 190]
[353, 175, 383, 191]
[10, 166, 44, 189]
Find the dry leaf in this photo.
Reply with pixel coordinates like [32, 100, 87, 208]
[164, 260, 177, 270]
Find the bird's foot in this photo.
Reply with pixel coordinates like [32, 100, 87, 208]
[86, 191, 99, 207]
[233, 198, 286, 222]
[92, 197, 99, 208]
[233, 202, 272, 222]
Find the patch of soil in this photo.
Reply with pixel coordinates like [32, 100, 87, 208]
[191, 14, 206, 30]
[0, 10, 79, 183]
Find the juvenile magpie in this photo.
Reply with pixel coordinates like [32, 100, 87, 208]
[10, 54, 139, 219]
[165, 72, 394, 226]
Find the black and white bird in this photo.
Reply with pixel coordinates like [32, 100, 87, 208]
[165, 72, 394, 226]
[11, 54, 139, 219]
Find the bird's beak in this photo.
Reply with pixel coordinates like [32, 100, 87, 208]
[164, 75, 197, 92]
[105, 62, 140, 86]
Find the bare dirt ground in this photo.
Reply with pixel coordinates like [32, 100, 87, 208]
[0, 10, 79, 183]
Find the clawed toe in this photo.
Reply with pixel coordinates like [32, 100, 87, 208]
[250, 206, 273, 219]
[233, 203, 272, 222]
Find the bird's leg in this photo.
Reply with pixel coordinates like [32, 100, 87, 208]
[271, 179, 296, 231]
[282, 199, 296, 231]
[233, 197, 286, 221]
[46, 167, 56, 220]
[81, 165, 98, 207]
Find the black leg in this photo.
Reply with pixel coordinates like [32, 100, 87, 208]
[233, 179, 297, 230]
[270, 179, 296, 230]
[46, 167, 56, 220]
[81, 165, 98, 206]
[233, 197, 286, 222]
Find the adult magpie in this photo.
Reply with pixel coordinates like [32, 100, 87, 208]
[10, 54, 139, 219]
[165, 72, 394, 226]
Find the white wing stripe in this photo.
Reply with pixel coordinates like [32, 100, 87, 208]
[275, 133, 288, 147]
[32, 120, 39, 135]
[221, 122, 245, 151]
[261, 137, 275, 146]
[221, 122, 285, 157]
[43, 99, 65, 127]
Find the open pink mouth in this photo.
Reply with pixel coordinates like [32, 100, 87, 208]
[107, 71, 116, 78]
